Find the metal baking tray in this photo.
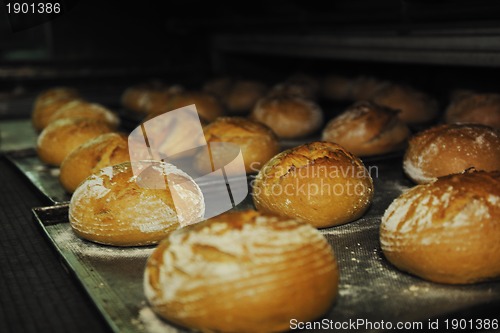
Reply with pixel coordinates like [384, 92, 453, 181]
[32, 157, 500, 333]
[6, 148, 70, 204]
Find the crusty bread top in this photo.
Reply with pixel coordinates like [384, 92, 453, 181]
[381, 170, 500, 247]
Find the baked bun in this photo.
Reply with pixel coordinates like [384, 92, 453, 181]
[349, 77, 388, 101]
[32, 87, 81, 131]
[195, 117, 280, 173]
[250, 95, 323, 139]
[37, 118, 115, 166]
[253, 141, 374, 228]
[59, 133, 130, 193]
[380, 170, 500, 284]
[321, 75, 354, 101]
[121, 81, 183, 114]
[69, 161, 205, 246]
[322, 101, 410, 156]
[403, 124, 500, 184]
[202, 77, 232, 99]
[268, 74, 320, 100]
[144, 210, 338, 332]
[372, 84, 438, 124]
[149, 91, 224, 122]
[48, 100, 119, 128]
[225, 80, 268, 113]
[445, 92, 500, 129]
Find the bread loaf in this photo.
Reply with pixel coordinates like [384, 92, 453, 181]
[403, 124, 500, 184]
[380, 170, 500, 284]
[144, 210, 339, 332]
[59, 133, 130, 193]
[69, 161, 205, 246]
[322, 101, 410, 156]
[253, 141, 374, 228]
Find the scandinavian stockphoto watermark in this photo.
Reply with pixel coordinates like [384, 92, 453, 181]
[128, 105, 378, 226]
[128, 105, 248, 226]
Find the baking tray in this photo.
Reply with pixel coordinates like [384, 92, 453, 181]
[32, 157, 500, 333]
[5, 148, 70, 204]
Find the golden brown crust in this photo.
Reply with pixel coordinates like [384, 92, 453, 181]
[196, 117, 280, 173]
[59, 133, 130, 193]
[250, 95, 323, 139]
[445, 93, 500, 129]
[372, 84, 438, 124]
[380, 170, 500, 284]
[322, 101, 410, 156]
[69, 162, 205, 246]
[403, 124, 500, 184]
[48, 100, 119, 128]
[37, 118, 115, 166]
[31, 87, 81, 131]
[144, 210, 339, 332]
[253, 141, 374, 228]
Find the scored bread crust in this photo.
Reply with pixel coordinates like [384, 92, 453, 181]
[69, 161, 205, 246]
[403, 124, 500, 184]
[144, 210, 339, 333]
[322, 101, 410, 156]
[32, 87, 81, 131]
[445, 92, 500, 129]
[380, 170, 500, 284]
[59, 133, 130, 193]
[250, 95, 323, 139]
[253, 141, 374, 228]
[36, 118, 115, 166]
[195, 117, 280, 173]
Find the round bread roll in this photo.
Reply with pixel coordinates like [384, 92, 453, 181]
[149, 91, 224, 122]
[284, 73, 321, 99]
[37, 118, 115, 166]
[321, 75, 354, 101]
[69, 161, 205, 246]
[253, 141, 374, 228]
[372, 84, 438, 124]
[225, 80, 267, 113]
[144, 209, 338, 332]
[349, 77, 388, 101]
[48, 100, 119, 128]
[403, 124, 500, 184]
[32, 87, 81, 131]
[121, 81, 183, 114]
[445, 92, 500, 129]
[250, 95, 323, 139]
[195, 117, 280, 173]
[202, 77, 232, 99]
[59, 133, 130, 193]
[322, 101, 410, 156]
[380, 170, 500, 284]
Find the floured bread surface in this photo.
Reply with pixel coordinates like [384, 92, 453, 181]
[59, 133, 130, 193]
[36, 118, 115, 166]
[322, 101, 410, 156]
[250, 95, 323, 139]
[69, 161, 205, 246]
[48, 100, 120, 128]
[403, 124, 500, 184]
[144, 210, 338, 333]
[380, 170, 500, 284]
[32, 87, 81, 131]
[195, 117, 280, 173]
[445, 92, 500, 129]
[253, 141, 374, 228]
